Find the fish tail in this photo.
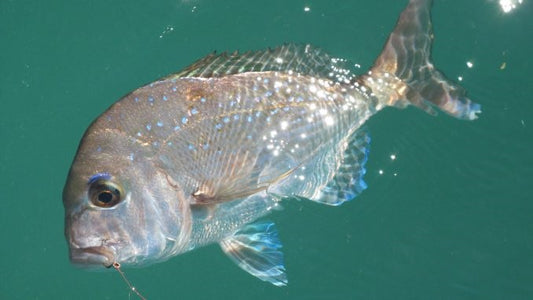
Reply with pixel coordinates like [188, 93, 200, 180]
[361, 0, 481, 120]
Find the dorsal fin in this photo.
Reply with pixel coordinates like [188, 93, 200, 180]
[166, 43, 358, 83]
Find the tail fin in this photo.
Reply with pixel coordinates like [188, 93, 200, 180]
[362, 0, 481, 120]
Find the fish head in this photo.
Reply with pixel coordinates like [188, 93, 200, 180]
[63, 122, 191, 269]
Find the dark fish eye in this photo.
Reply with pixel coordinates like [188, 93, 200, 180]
[88, 179, 124, 208]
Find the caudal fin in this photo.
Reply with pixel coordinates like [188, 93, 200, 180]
[362, 0, 481, 120]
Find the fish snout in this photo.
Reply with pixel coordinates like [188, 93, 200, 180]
[69, 245, 115, 268]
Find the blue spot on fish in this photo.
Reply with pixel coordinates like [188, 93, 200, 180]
[157, 121, 164, 127]
[134, 97, 139, 102]
[223, 117, 230, 123]
[148, 96, 154, 103]
[146, 124, 152, 131]
[182, 117, 188, 124]
[200, 97, 206, 103]
[215, 123, 223, 130]
[173, 125, 181, 131]
[163, 95, 168, 101]
[88, 172, 110, 185]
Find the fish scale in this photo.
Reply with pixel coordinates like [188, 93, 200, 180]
[150, 73, 369, 202]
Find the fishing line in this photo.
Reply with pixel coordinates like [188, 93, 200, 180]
[113, 262, 147, 300]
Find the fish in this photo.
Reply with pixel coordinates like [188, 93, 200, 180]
[63, 0, 481, 287]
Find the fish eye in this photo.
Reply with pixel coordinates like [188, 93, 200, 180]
[88, 179, 124, 208]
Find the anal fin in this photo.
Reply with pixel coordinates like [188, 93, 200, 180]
[220, 221, 287, 286]
[315, 129, 370, 206]
[267, 129, 371, 206]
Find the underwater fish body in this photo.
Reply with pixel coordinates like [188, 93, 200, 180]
[63, 0, 481, 286]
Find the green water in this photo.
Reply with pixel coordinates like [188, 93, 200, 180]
[1, 0, 532, 299]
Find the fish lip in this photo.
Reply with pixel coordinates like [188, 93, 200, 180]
[69, 245, 115, 268]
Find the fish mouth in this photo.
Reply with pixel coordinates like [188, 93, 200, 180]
[69, 245, 115, 268]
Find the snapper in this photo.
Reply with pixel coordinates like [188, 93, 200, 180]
[63, 0, 480, 287]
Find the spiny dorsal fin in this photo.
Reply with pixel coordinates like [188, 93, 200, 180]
[167, 43, 358, 83]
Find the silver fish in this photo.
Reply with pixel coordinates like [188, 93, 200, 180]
[63, 0, 480, 286]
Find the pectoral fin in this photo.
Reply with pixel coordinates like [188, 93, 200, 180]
[220, 221, 287, 286]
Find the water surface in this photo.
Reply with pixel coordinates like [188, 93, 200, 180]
[1, 0, 532, 299]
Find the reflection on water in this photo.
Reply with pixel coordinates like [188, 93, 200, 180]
[498, 0, 524, 13]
